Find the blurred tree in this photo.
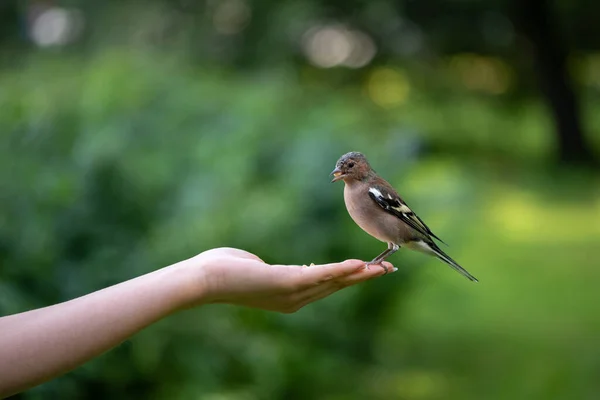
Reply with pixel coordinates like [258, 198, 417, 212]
[0, 0, 20, 49]
[510, 0, 595, 165]
[0, 0, 598, 167]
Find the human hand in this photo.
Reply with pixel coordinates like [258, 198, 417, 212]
[184, 247, 395, 313]
[0, 247, 393, 397]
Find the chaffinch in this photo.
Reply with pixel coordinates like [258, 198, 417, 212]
[331, 151, 478, 282]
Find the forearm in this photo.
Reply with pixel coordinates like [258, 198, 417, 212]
[0, 247, 388, 398]
[0, 259, 199, 398]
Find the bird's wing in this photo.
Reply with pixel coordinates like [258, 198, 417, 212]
[367, 184, 446, 244]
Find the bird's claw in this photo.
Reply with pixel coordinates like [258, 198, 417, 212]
[365, 260, 388, 275]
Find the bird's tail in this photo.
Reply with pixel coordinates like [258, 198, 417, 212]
[406, 240, 478, 282]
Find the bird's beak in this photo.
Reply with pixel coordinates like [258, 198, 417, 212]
[330, 167, 345, 182]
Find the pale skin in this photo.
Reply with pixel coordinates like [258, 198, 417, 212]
[0, 247, 393, 398]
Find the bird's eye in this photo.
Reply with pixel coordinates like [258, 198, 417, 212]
[347, 162, 355, 168]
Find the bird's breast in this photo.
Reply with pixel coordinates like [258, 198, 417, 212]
[344, 183, 407, 244]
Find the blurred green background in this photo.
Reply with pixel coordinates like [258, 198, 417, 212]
[1, 0, 600, 399]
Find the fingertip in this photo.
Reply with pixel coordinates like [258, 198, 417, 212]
[381, 261, 394, 272]
[364, 262, 395, 278]
[339, 263, 389, 285]
[343, 259, 371, 272]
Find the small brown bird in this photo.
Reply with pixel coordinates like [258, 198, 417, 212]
[331, 151, 478, 282]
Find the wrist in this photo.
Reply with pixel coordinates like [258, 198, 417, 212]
[166, 257, 212, 310]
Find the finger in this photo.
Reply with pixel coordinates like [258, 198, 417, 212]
[294, 261, 395, 307]
[292, 278, 346, 304]
[294, 282, 349, 310]
[340, 261, 395, 285]
[286, 261, 395, 310]
[297, 259, 367, 285]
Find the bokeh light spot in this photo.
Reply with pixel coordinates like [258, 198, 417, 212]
[302, 25, 376, 69]
[366, 67, 410, 108]
[450, 53, 512, 94]
[30, 7, 84, 47]
[342, 30, 377, 68]
[577, 54, 600, 89]
[212, 0, 252, 35]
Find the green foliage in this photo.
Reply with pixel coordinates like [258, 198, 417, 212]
[1, 51, 600, 399]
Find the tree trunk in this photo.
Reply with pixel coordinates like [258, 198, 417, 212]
[511, 0, 596, 165]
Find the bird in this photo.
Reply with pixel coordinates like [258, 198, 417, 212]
[330, 151, 478, 282]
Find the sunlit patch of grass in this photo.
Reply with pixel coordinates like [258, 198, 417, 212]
[395, 167, 600, 399]
[485, 186, 600, 242]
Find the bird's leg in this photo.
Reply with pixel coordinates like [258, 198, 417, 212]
[368, 247, 392, 265]
[366, 243, 400, 274]
[373, 243, 400, 263]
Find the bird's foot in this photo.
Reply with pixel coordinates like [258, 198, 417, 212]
[365, 260, 388, 275]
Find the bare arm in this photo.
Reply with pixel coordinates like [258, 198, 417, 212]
[0, 248, 392, 398]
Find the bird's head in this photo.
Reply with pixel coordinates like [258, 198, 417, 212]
[330, 152, 372, 183]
